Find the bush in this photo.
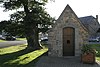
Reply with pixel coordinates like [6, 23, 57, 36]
[81, 44, 96, 54]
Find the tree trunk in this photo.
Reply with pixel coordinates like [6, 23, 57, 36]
[23, 3, 42, 50]
[25, 27, 42, 50]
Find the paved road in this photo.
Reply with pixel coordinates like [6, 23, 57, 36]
[0, 40, 27, 48]
[35, 56, 100, 67]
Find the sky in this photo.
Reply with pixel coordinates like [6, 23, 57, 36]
[45, 0, 100, 22]
[0, 0, 100, 22]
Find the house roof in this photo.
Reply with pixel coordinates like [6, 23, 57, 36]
[79, 16, 100, 32]
[79, 16, 96, 24]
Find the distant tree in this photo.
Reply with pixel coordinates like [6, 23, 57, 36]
[0, 21, 6, 32]
[0, 0, 55, 50]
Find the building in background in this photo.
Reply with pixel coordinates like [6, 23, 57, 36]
[79, 15, 100, 38]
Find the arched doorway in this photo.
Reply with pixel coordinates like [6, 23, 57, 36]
[63, 27, 75, 56]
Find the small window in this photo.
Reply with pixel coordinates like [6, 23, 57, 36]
[67, 40, 70, 44]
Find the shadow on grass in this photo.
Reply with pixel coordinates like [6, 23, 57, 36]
[25, 51, 48, 67]
[0, 49, 47, 67]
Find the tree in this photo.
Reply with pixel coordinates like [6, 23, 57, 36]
[0, 0, 55, 50]
[0, 21, 7, 32]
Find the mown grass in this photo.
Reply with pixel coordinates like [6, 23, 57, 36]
[89, 44, 100, 61]
[0, 40, 6, 42]
[0, 44, 48, 67]
[16, 38, 26, 41]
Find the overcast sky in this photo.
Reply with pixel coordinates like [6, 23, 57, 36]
[0, 0, 100, 22]
[45, 0, 100, 22]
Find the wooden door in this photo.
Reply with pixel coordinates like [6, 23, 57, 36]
[63, 27, 75, 56]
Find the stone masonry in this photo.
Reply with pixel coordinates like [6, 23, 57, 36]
[48, 5, 89, 57]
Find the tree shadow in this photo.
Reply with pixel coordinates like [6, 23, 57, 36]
[0, 48, 36, 67]
[24, 51, 48, 67]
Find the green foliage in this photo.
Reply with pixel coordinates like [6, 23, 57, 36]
[89, 44, 100, 61]
[0, 0, 55, 49]
[1, 8, 54, 36]
[0, 21, 8, 32]
[5, 11, 26, 36]
[89, 44, 100, 57]
[1, 0, 51, 11]
[96, 57, 100, 61]
[81, 44, 96, 54]
[2, 1, 23, 11]
[0, 0, 55, 36]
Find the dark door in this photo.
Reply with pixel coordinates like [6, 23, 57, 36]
[63, 27, 75, 56]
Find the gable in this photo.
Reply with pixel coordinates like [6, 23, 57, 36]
[53, 4, 88, 33]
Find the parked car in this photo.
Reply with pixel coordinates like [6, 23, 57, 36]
[40, 37, 48, 44]
[0, 37, 5, 40]
[96, 37, 100, 41]
[41, 37, 48, 41]
[0, 35, 5, 40]
[89, 37, 99, 42]
[5, 36, 16, 41]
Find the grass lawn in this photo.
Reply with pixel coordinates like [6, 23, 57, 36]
[0, 40, 6, 42]
[89, 44, 100, 61]
[0, 44, 48, 67]
[16, 38, 26, 41]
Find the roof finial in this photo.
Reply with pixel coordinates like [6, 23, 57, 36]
[96, 15, 98, 21]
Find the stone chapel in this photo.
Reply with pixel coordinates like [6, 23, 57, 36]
[48, 5, 89, 57]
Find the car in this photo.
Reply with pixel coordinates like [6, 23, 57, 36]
[97, 37, 100, 41]
[40, 37, 48, 44]
[0, 35, 5, 40]
[41, 37, 48, 41]
[89, 38, 99, 42]
[0, 37, 5, 40]
[5, 36, 16, 41]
